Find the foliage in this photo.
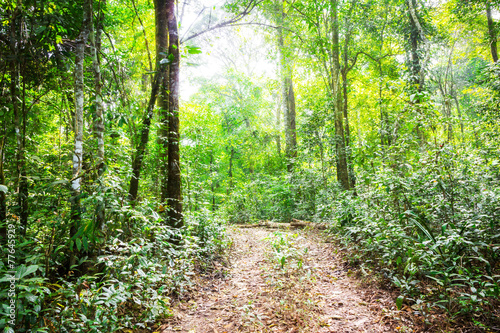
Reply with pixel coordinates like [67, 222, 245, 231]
[1, 0, 500, 330]
[265, 231, 308, 270]
[327, 140, 500, 323]
[0, 202, 229, 332]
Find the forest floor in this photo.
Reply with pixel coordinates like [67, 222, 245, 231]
[158, 227, 414, 333]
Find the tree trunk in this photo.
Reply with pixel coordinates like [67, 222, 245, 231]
[210, 153, 215, 212]
[228, 147, 234, 193]
[486, 2, 498, 63]
[9, 5, 29, 236]
[156, 0, 170, 203]
[166, 0, 183, 227]
[70, 0, 92, 267]
[332, 0, 350, 190]
[285, 77, 297, 172]
[129, 0, 169, 204]
[0, 136, 6, 241]
[453, 94, 464, 140]
[275, 93, 281, 155]
[91, 1, 105, 229]
[277, 0, 296, 172]
[19, 63, 28, 235]
[407, 0, 425, 144]
[128, 71, 161, 203]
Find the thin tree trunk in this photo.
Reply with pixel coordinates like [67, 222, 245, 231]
[228, 147, 234, 193]
[70, 0, 92, 267]
[91, 0, 105, 229]
[342, 70, 355, 189]
[285, 77, 297, 171]
[453, 94, 464, 140]
[0, 67, 6, 236]
[486, 2, 498, 63]
[378, 62, 387, 146]
[166, 0, 183, 227]
[128, 71, 161, 203]
[407, 0, 425, 144]
[10, 6, 28, 235]
[332, 0, 350, 190]
[19, 63, 28, 235]
[156, 0, 170, 203]
[210, 153, 215, 212]
[275, 93, 281, 155]
[277, 0, 296, 172]
[129, 0, 169, 204]
[0, 136, 6, 241]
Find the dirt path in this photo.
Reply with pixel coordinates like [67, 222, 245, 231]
[161, 227, 409, 332]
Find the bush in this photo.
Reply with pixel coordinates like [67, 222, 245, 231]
[328, 143, 500, 323]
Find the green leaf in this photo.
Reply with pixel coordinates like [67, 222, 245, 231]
[396, 295, 404, 310]
[186, 46, 202, 54]
[17, 265, 39, 279]
[76, 238, 82, 251]
[410, 218, 436, 243]
[51, 180, 68, 186]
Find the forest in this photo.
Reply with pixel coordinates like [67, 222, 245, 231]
[0, 0, 499, 331]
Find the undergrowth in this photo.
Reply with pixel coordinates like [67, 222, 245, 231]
[0, 207, 230, 332]
[325, 143, 500, 330]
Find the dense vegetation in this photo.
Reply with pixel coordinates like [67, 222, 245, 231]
[0, 0, 499, 331]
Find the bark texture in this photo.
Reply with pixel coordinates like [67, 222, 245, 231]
[277, 0, 297, 172]
[166, 0, 183, 227]
[332, 0, 350, 190]
[91, 0, 105, 228]
[70, 0, 92, 266]
[156, 0, 170, 203]
[486, 2, 498, 63]
[0, 137, 6, 240]
[407, 0, 426, 144]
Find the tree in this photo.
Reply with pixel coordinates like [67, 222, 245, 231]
[70, 0, 92, 267]
[165, 0, 183, 227]
[275, 0, 297, 172]
[91, 0, 106, 229]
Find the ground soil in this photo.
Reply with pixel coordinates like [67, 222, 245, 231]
[159, 227, 413, 333]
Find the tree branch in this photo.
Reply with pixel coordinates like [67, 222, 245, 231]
[181, 0, 264, 44]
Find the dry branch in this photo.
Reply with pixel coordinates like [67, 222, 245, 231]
[235, 219, 327, 230]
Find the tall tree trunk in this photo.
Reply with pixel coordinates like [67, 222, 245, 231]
[128, 72, 161, 203]
[129, 0, 168, 204]
[19, 63, 28, 235]
[379, 62, 387, 146]
[228, 147, 234, 193]
[70, 0, 91, 267]
[275, 93, 281, 155]
[210, 153, 215, 212]
[342, 70, 355, 189]
[453, 94, 464, 140]
[277, 0, 297, 172]
[91, 0, 105, 229]
[486, 2, 498, 63]
[284, 77, 297, 172]
[156, 0, 170, 203]
[0, 136, 6, 241]
[332, 0, 350, 190]
[166, 0, 183, 227]
[407, 0, 425, 144]
[9, 5, 29, 236]
[342, 32, 355, 189]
